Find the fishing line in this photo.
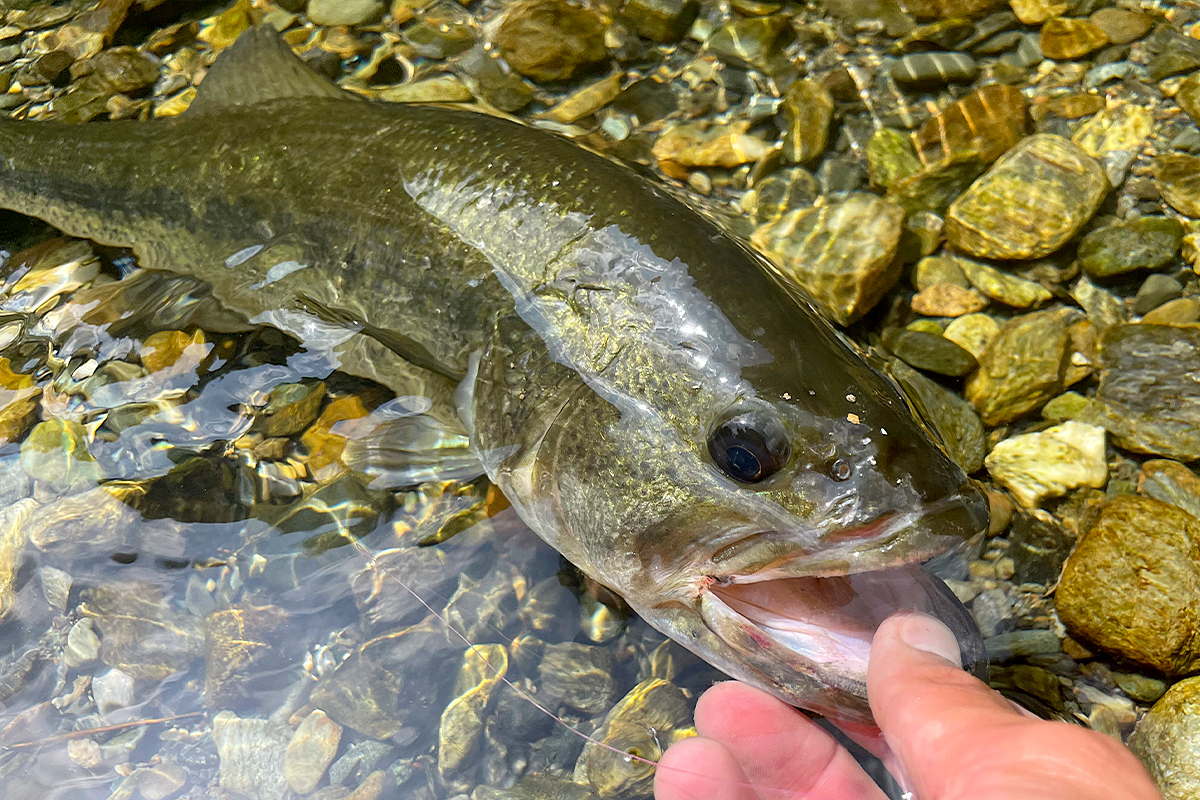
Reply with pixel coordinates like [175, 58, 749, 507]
[340, 528, 848, 800]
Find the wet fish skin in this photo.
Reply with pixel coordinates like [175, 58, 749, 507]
[0, 29, 988, 722]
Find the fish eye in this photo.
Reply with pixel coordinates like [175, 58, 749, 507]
[830, 458, 853, 481]
[708, 410, 791, 483]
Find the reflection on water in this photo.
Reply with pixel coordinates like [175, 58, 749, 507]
[0, 231, 732, 800]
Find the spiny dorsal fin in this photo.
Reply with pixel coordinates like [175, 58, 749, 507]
[187, 25, 358, 114]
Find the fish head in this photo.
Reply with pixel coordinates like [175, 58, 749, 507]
[501, 263, 990, 725]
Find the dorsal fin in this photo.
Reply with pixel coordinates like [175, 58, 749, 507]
[187, 25, 358, 114]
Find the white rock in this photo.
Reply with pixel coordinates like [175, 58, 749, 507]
[92, 667, 136, 715]
[67, 738, 101, 769]
[39, 565, 72, 612]
[984, 421, 1108, 507]
[64, 618, 100, 668]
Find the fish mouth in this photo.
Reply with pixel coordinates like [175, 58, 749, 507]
[693, 498, 988, 723]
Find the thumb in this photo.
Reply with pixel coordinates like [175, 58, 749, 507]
[867, 612, 1163, 800]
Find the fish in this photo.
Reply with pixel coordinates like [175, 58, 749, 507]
[0, 27, 988, 724]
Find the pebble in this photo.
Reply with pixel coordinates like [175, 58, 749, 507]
[971, 587, 1014, 637]
[1114, 671, 1169, 704]
[984, 421, 1108, 507]
[1009, 0, 1069, 25]
[983, 629, 1062, 662]
[1088, 7, 1153, 45]
[890, 52, 979, 89]
[1129, 677, 1200, 800]
[213, 711, 293, 800]
[1039, 17, 1108, 60]
[38, 565, 72, 612]
[1058, 495, 1200, 674]
[913, 84, 1027, 165]
[705, 16, 793, 77]
[888, 359, 986, 473]
[64, 618, 101, 668]
[946, 134, 1107, 260]
[493, 0, 608, 82]
[751, 193, 905, 325]
[955, 255, 1052, 308]
[910, 283, 989, 316]
[92, 668, 136, 715]
[882, 328, 977, 376]
[1070, 275, 1126, 330]
[1139, 460, 1200, 522]
[653, 120, 770, 178]
[943, 313, 999, 360]
[1008, 510, 1073, 585]
[780, 79, 833, 164]
[1154, 153, 1200, 218]
[965, 307, 1076, 425]
[67, 738, 102, 769]
[1177, 72, 1200, 127]
[538, 642, 616, 715]
[1141, 297, 1200, 325]
[1078, 217, 1183, 278]
[1081, 324, 1200, 461]
[1133, 274, 1184, 315]
[866, 128, 921, 191]
[913, 255, 968, 290]
[255, 381, 326, 438]
[1040, 390, 1089, 422]
[439, 643, 508, 774]
[622, 0, 698, 43]
[19, 418, 102, 491]
[306, 0, 384, 26]
[286, 709, 343, 794]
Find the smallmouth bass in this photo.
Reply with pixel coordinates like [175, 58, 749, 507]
[0, 28, 988, 723]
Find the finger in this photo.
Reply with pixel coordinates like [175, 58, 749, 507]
[655, 735, 759, 800]
[867, 612, 1163, 800]
[694, 682, 890, 800]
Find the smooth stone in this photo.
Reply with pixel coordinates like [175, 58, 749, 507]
[1009, 0, 1069, 26]
[107, 763, 188, 800]
[622, 0, 698, 43]
[1113, 671, 1168, 704]
[81, 583, 204, 681]
[64, 618, 101, 668]
[910, 283, 990, 317]
[1139, 460, 1200, 521]
[539, 73, 621, 124]
[751, 193, 905, 326]
[1078, 217, 1184, 278]
[866, 128, 921, 191]
[943, 313, 999, 360]
[882, 328, 977, 376]
[705, 16, 794, 76]
[538, 643, 616, 715]
[92, 668, 136, 715]
[1178, 72, 1200, 127]
[1070, 274, 1127, 331]
[984, 421, 1108, 507]
[67, 738, 102, 769]
[913, 84, 1027, 165]
[328, 740, 393, 786]
[38, 565, 72, 612]
[965, 307, 1076, 425]
[19, 418, 102, 491]
[902, 0, 1008, 19]
[1058, 495, 1200, 674]
[983, 628, 1062, 662]
[1081, 324, 1200, 461]
[213, 711, 292, 800]
[306, 0, 384, 26]
[913, 255, 969, 290]
[286, 710, 343, 794]
[888, 152, 988, 217]
[653, 120, 770, 178]
[1070, 103, 1152, 186]
[402, 2, 476, 59]
[1089, 7, 1153, 45]
[494, 0, 607, 82]
[1129, 677, 1200, 800]
[439, 644, 508, 775]
[1041, 390, 1089, 422]
[890, 51, 979, 89]
[205, 603, 289, 706]
[1133, 274, 1184, 315]
[971, 587, 1014, 637]
[1008, 511, 1073, 585]
[1141, 297, 1200, 325]
[749, 167, 819, 226]
[888, 360, 986, 473]
[1039, 17, 1108, 60]
[255, 381, 326, 438]
[1154, 153, 1200, 218]
[27, 486, 137, 555]
[780, 79, 833, 164]
[946, 134, 1107, 260]
[1145, 25, 1200, 81]
[955, 255, 1052, 308]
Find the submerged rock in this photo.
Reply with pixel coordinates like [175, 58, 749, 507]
[213, 711, 292, 800]
[81, 583, 204, 681]
[1081, 324, 1200, 461]
[439, 643, 508, 775]
[285, 710, 342, 795]
[493, 0, 607, 82]
[984, 421, 1107, 508]
[965, 307, 1076, 425]
[1057, 495, 1200, 674]
[751, 193, 905, 326]
[945, 134, 1106, 260]
[1078, 217, 1184, 278]
[1129, 676, 1200, 800]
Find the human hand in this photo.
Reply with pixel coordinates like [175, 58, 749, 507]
[654, 612, 1163, 800]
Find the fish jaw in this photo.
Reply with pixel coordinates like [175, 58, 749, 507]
[629, 489, 989, 724]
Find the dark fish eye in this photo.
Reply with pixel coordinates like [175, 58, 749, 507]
[708, 410, 791, 483]
[830, 458, 853, 482]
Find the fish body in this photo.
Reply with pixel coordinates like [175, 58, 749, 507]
[0, 29, 987, 722]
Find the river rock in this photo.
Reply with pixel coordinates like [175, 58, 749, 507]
[1058, 495, 1200, 674]
[1154, 153, 1200, 218]
[955, 255, 1052, 308]
[866, 128, 921, 191]
[64, 618, 101, 668]
[984, 421, 1107, 507]
[1008, 511, 1073, 585]
[1089, 7, 1153, 44]
[1080, 324, 1200, 461]
[1039, 17, 1108, 60]
[285, 710, 342, 794]
[92, 667, 136, 715]
[1129, 677, 1200, 800]
[1010, 0, 1069, 24]
[751, 193, 905, 325]
[307, 0, 384, 26]
[20, 418, 102, 491]
[205, 603, 290, 706]
[213, 711, 292, 800]
[1078, 217, 1183, 278]
[1070, 275, 1127, 331]
[965, 307, 1075, 425]
[1133, 274, 1183, 315]
[911, 283, 989, 316]
[493, 0, 607, 82]
[890, 52, 978, 89]
[889, 360, 986, 473]
[621, 0, 697, 43]
[945, 134, 1106, 260]
[82, 583, 204, 681]
[913, 255, 968, 290]
[538, 642, 616, 715]
[780, 79, 833, 164]
[653, 120, 770, 178]
[943, 313, 999, 360]
[1140, 460, 1200, 521]
[912, 84, 1027, 165]
[439, 644, 507, 775]
[1142, 297, 1200, 325]
[706, 16, 793, 76]
[882, 328, 977, 376]
[1178, 72, 1200, 127]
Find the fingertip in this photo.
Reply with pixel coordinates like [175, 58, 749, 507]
[694, 681, 787, 734]
[654, 736, 757, 800]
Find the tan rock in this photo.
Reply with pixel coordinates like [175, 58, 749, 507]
[984, 421, 1107, 507]
[1129, 676, 1200, 800]
[911, 283, 989, 316]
